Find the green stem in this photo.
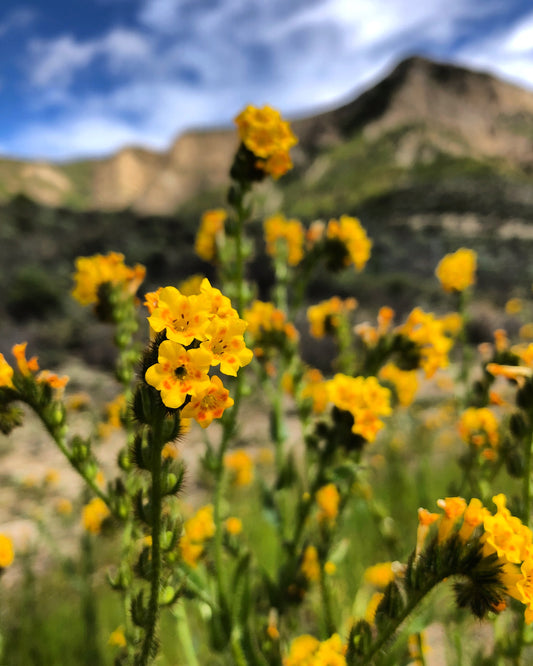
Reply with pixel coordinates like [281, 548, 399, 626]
[522, 429, 533, 528]
[319, 566, 335, 638]
[174, 603, 200, 666]
[138, 425, 163, 666]
[357, 586, 433, 665]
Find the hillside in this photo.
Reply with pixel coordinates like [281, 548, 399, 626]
[0, 56, 532, 213]
[2, 56, 533, 364]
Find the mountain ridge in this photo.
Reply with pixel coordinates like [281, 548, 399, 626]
[2, 55, 533, 213]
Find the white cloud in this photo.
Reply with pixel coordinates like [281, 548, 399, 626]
[454, 10, 533, 91]
[27, 27, 153, 88]
[0, 7, 36, 36]
[9, 0, 533, 159]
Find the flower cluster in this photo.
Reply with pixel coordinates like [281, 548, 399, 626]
[195, 209, 227, 262]
[243, 300, 298, 358]
[264, 213, 305, 266]
[458, 407, 499, 452]
[179, 504, 216, 567]
[378, 363, 419, 407]
[71, 251, 146, 306]
[307, 296, 358, 338]
[327, 374, 392, 442]
[144, 279, 252, 425]
[0, 343, 68, 393]
[234, 105, 297, 179]
[416, 494, 533, 623]
[224, 449, 254, 486]
[283, 633, 346, 666]
[435, 248, 477, 293]
[396, 308, 453, 378]
[325, 215, 372, 271]
[82, 497, 111, 534]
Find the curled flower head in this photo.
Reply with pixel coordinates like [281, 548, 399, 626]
[72, 252, 145, 306]
[396, 308, 453, 378]
[235, 105, 297, 179]
[327, 374, 392, 442]
[307, 296, 357, 338]
[435, 248, 477, 293]
[326, 215, 372, 271]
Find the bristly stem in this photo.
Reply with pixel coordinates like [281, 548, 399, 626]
[138, 422, 163, 666]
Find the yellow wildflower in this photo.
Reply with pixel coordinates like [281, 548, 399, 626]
[264, 213, 305, 266]
[364, 592, 384, 625]
[0, 534, 14, 568]
[12, 342, 39, 375]
[437, 497, 467, 543]
[224, 449, 254, 486]
[458, 407, 499, 449]
[145, 341, 212, 409]
[55, 498, 73, 516]
[364, 562, 395, 588]
[435, 248, 477, 292]
[301, 545, 320, 582]
[225, 517, 243, 535]
[181, 375, 234, 427]
[0, 354, 14, 388]
[326, 215, 372, 271]
[506, 298, 523, 315]
[147, 287, 211, 346]
[379, 363, 418, 407]
[316, 483, 340, 524]
[307, 296, 357, 338]
[108, 626, 127, 648]
[397, 308, 453, 378]
[200, 317, 253, 376]
[327, 374, 392, 442]
[284, 633, 346, 666]
[195, 209, 227, 261]
[324, 561, 336, 576]
[416, 508, 440, 556]
[235, 105, 297, 179]
[72, 252, 145, 306]
[82, 497, 111, 534]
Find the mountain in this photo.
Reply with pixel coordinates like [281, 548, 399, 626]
[3, 56, 533, 366]
[2, 56, 533, 213]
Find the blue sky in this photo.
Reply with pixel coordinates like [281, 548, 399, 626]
[1, 0, 533, 161]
